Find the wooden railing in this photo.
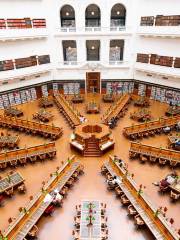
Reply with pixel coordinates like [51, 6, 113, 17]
[2, 156, 82, 240]
[102, 94, 130, 123]
[129, 142, 180, 166]
[53, 94, 81, 129]
[0, 115, 63, 140]
[123, 115, 180, 139]
[104, 156, 179, 240]
[0, 142, 56, 169]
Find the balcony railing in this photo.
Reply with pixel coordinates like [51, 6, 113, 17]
[138, 26, 180, 37]
[60, 27, 76, 32]
[110, 26, 126, 31]
[109, 60, 124, 65]
[85, 26, 101, 32]
[0, 28, 48, 41]
[63, 61, 78, 65]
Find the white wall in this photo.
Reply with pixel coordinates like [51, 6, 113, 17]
[0, 0, 179, 90]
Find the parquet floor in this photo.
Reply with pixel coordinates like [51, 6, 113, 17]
[0, 93, 179, 240]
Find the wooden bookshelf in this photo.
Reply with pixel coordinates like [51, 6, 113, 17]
[7, 18, 32, 29]
[136, 53, 149, 63]
[0, 19, 6, 29]
[38, 55, 50, 65]
[155, 15, 180, 26]
[174, 57, 180, 68]
[0, 60, 14, 71]
[15, 56, 37, 69]
[32, 19, 46, 28]
[140, 16, 154, 26]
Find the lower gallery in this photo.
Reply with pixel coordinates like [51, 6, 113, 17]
[0, 89, 179, 240]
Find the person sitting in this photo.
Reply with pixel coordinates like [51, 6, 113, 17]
[163, 126, 171, 134]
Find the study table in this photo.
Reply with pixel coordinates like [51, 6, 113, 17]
[0, 134, 19, 149]
[4, 107, 23, 117]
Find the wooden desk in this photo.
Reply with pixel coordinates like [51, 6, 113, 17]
[103, 156, 179, 240]
[134, 97, 150, 107]
[0, 134, 19, 149]
[0, 142, 56, 170]
[129, 142, 180, 167]
[168, 134, 180, 150]
[53, 94, 81, 129]
[123, 115, 180, 139]
[170, 179, 180, 194]
[79, 200, 102, 240]
[102, 94, 115, 103]
[0, 172, 24, 194]
[71, 95, 84, 103]
[103, 94, 130, 124]
[165, 106, 180, 117]
[3, 156, 82, 240]
[33, 109, 53, 123]
[0, 115, 63, 140]
[4, 107, 23, 117]
[39, 97, 53, 108]
[86, 102, 100, 114]
[130, 109, 152, 122]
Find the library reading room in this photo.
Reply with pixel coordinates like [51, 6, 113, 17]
[0, 0, 180, 239]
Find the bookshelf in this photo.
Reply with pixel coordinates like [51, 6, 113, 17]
[155, 15, 180, 26]
[38, 55, 50, 65]
[140, 16, 154, 26]
[174, 58, 180, 68]
[0, 60, 14, 71]
[7, 18, 32, 29]
[137, 53, 149, 63]
[32, 19, 46, 28]
[0, 19, 6, 29]
[15, 55, 37, 69]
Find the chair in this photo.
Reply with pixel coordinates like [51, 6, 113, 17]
[18, 183, 26, 194]
[170, 190, 180, 200]
[169, 160, 177, 167]
[127, 204, 137, 216]
[159, 158, 167, 165]
[134, 214, 145, 227]
[140, 155, 147, 163]
[72, 230, 80, 240]
[121, 194, 130, 205]
[115, 186, 123, 197]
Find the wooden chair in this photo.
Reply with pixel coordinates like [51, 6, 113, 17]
[140, 155, 148, 163]
[115, 186, 123, 197]
[134, 214, 145, 227]
[127, 204, 137, 216]
[159, 158, 167, 165]
[169, 160, 178, 167]
[17, 183, 26, 194]
[121, 194, 130, 205]
[5, 187, 14, 197]
[170, 190, 180, 201]
[72, 230, 80, 240]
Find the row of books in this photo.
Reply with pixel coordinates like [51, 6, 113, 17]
[0, 55, 50, 71]
[0, 88, 37, 109]
[137, 53, 180, 68]
[140, 15, 180, 26]
[0, 18, 46, 29]
[106, 82, 134, 94]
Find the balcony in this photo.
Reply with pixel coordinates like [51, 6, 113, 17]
[0, 28, 48, 41]
[138, 26, 180, 38]
[0, 63, 52, 82]
[134, 62, 180, 78]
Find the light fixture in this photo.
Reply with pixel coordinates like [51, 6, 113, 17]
[91, 11, 95, 15]
[68, 46, 71, 50]
[115, 46, 119, 49]
[66, 12, 69, 16]
[117, 11, 120, 15]
[91, 46, 95, 50]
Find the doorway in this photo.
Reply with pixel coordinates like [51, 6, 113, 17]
[86, 72, 100, 93]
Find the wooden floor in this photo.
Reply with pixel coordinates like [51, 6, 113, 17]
[0, 93, 179, 240]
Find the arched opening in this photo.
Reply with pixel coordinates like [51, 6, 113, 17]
[85, 4, 101, 28]
[62, 40, 77, 63]
[109, 40, 124, 63]
[60, 5, 75, 28]
[110, 4, 126, 29]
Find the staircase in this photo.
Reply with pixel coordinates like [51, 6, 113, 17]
[83, 139, 101, 157]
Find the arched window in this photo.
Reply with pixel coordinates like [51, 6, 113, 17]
[110, 4, 126, 28]
[60, 5, 75, 28]
[85, 4, 101, 28]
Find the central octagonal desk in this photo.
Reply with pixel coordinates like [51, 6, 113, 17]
[70, 123, 114, 157]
